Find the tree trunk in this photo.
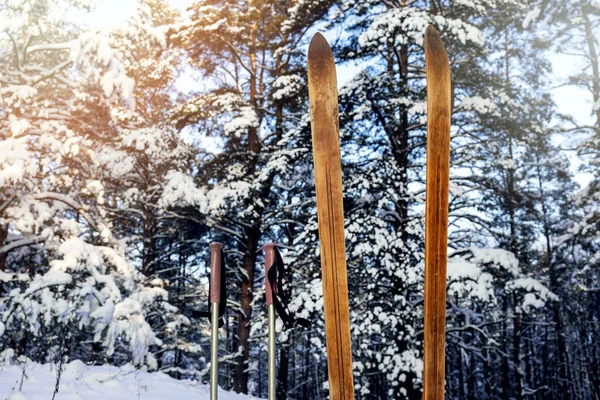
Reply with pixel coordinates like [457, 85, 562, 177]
[581, 0, 600, 129]
[232, 5, 264, 389]
[0, 223, 7, 272]
[0, 223, 7, 297]
[277, 345, 289, 399]
[302, 332, 311, 399]
[141, 207, 157, 276]
[483, 345, 491, 400]
[233, 224, 260, 393]
[468, 347, 476, 400]
[513, 305, 523, 400]
[458, 342, 465, 400]
[553, 295, 569, 397]
[581, 317, 600, 400]
[502, 305, 511, 400]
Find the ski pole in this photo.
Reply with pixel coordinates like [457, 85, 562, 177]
[263, 243, 277, 400]
[422, 25, 452, 400]
[209, 242, 223, 400]
[263, 244, 311, 400]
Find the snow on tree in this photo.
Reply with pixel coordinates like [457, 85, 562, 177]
[166, 0, 335, 395]
[0, 0, 183, 368]
[0, 0, 597, 399]
[527, 2, 600, 397]
[320, 0, 567, 398]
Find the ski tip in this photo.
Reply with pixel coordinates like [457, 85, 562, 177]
[424, 25, 445, 54]
[424, 25, 450, 79]
[308, 32, 333, 62]
[425, 25, 440, 38]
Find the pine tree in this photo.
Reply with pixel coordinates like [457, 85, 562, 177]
[532, 1, 600, 397]
[166, 0, 334, 393]
[0, 0, 181, 369]
[329, 0, 562, 397]
[103, 0, 208, 376]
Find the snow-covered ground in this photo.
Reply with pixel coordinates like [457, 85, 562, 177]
[0, 359, 258, 400]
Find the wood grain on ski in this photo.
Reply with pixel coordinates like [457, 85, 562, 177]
[307, 32, 355, 400]
[423, 25, 452, 400]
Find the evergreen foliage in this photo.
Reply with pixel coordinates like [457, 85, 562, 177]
[0, 0, 599, 399]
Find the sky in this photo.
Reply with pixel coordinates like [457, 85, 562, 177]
[76, 0, 189, 26]
[82, 0, 594, 186]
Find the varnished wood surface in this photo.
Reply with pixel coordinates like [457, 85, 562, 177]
[422, 25, 452, 400]
[307, 32, 355, 400]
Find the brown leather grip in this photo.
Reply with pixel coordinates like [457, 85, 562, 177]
[263, 243, 277, 305]
[209, 242, 223, 303]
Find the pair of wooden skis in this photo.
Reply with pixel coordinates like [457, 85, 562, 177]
[206, 25, 450, 400]
[308, 25, 452, 400]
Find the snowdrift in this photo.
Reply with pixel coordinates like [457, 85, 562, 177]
[0, 359, 258, 400]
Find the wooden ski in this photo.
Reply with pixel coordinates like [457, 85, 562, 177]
[307, 32, 355, 400]
[422, 25, 452, 400]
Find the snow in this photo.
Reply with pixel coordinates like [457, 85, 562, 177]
[0, 236, 175, 366]
[469, 247, 521, 277]
[523, 5, 541, 29]
[223, 108, 259, 137]
[458, 96, 499, 115]
[159, 170, 252, 215]
[506, 277, 559, 312]
[70, 32, 136, 109]
[447, 247, 557, 311]
[359, 8, 431, 48]
[447, 259, 495, 302]
[0, 357, 259, 400]
[25, 270, 73, 295]
[0, 138, 34, 186]
[272, 75, 303, 100]
[8, 115, 31, 136]
[204, 18, 227, 31]
[0, 85, 38, 101]
[359, 7, 484, 50]
[0, 270, 13, 282]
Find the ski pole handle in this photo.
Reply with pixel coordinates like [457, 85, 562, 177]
[263, 243, 278, 400]
[210, 242, 223, 304]
[263, 243, 277, 305]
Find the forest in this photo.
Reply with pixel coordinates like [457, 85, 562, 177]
[0, 0, 599, 399]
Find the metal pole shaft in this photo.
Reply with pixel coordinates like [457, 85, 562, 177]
[210, 302, 219, 400]
[268, 304, 276, 400]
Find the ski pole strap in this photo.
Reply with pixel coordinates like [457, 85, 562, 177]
[198, 242, 226, 327]
[263, 243, 311, 330]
